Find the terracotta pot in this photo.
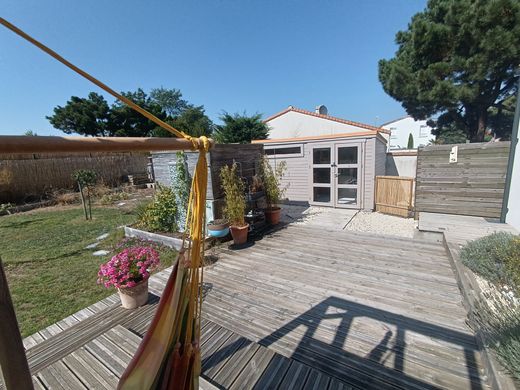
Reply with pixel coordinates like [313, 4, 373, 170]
[118, 279, 149, 309]
[229, 224, 249, 245]
[265, 207, 282, 225]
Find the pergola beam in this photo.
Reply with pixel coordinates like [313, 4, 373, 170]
[0, 136, 213, 154]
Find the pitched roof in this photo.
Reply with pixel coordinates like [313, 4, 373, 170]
[380, 115, 412, 127]
[264, 106, 391, 134]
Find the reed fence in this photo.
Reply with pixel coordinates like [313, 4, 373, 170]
[375, 176, 415, 218]
[0, 152, 148, 203]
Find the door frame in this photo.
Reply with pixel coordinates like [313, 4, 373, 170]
[308, 141, 364, 209]
[333, 142, 363, 209]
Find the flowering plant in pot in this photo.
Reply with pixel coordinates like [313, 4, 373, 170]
[220, 162, 248, 245]
[97, 246, 160, 309]
[260, 156, 287, 225]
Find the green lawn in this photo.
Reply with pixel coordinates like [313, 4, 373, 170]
[0, 205, 176, 337]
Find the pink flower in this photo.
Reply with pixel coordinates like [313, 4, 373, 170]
[97, 246, 160, 289]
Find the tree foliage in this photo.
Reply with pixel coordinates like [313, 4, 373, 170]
[47, 92, 110, 137]
[407, 133, 414, 149]
[379, 0, 520, 142]
[214, 112, 269, 144]
[47, 88, 213, 138]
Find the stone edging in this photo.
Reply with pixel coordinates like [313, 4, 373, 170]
[124, 226, 184, 250]
[441, 233, 517, 390]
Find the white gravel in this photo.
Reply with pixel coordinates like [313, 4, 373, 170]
[345, 211, 417, 238]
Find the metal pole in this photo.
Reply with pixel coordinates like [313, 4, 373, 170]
[500, 75, 520, 223]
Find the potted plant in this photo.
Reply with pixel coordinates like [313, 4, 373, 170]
[260, 156, 287, 225]
[207, 219, 230, 238]
[220, 162, 248, 245]
[97, 246, 160, 309]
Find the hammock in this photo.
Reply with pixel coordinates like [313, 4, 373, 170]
[0, 17, 210, 389]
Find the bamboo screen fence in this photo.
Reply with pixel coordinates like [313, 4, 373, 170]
[375, 176, 415, 218]
[0, 152, 148, 203]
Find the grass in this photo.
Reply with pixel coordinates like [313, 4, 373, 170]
[0, 205, 176, 337]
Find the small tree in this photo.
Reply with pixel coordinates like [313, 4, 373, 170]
[72, 169, 97, 220]
[260, 156, 287, 210]
[407, 133, 414, 149]
[220, 163, 246, 226]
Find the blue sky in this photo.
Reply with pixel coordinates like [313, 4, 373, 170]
[1, 0, 427, 136]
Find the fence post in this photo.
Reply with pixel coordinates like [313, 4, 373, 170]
[0, 258, 33, 390]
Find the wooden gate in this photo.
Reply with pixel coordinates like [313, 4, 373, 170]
[375, 176, 415, 218]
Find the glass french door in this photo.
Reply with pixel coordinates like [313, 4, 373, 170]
[334, 143, 360, 208]
[310, 143, 361, 208]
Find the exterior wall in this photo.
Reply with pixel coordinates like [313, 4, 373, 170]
[264, 135, 386, 210]
[268, 147, 309, 202]
[382, 117, 433, 150]
[267, 111, 376, 139]
[362, 138, 375, 210]
[386, 150, 418, 177]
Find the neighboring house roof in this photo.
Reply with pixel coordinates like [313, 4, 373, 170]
[264, 106, 391, 134]
[252, 131, 387, 144]
[380, 115, 412, 127]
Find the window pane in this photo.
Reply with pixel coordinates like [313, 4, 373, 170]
[338, 168, 357, 185]
[265, 146, 301, 156]
[313, 168, 330, 184]
[313, 187, 330, 203]
[338, 147, 357, 164]
[313, 148, 330, 164]
[337, 188, 357, 205]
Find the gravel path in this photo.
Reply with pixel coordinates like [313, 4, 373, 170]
[345, 211, 417, 238]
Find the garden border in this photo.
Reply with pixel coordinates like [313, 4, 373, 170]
[441, 233, 517, 390]
[124, 226, 185, 250]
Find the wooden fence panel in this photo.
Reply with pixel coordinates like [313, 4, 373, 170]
[375, 176, 414, 218]
[415, 142, 510, 219]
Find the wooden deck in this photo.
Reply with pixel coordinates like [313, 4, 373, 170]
[18, 223, 492, 389]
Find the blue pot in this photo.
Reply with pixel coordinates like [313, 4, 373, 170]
[207, 221, 230, 238]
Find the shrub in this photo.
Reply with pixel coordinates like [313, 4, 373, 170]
[474, 293, 520, 380]
[169, 152, 191, 231]
[504, 237, 520, 294]
[259, 156, 287, 209]
[136, 185, 178, 232]
[0, 203, 13, 214]
[220, 162, 246, 226]
[460, 232, 516, 286]
[53, 190, 80, 205]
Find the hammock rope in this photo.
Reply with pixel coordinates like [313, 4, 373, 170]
[0, 17, 211, 389]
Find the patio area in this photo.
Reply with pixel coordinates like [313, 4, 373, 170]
[17, 220, 492, 389]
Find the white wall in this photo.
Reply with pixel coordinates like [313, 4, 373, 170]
[382, 117, 433, 150]
[506, 122, 520, 229]
[267, 111, 374, 139]
[386, 151, 418, 178]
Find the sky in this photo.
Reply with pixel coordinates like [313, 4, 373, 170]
[1, 0, 427, 136]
